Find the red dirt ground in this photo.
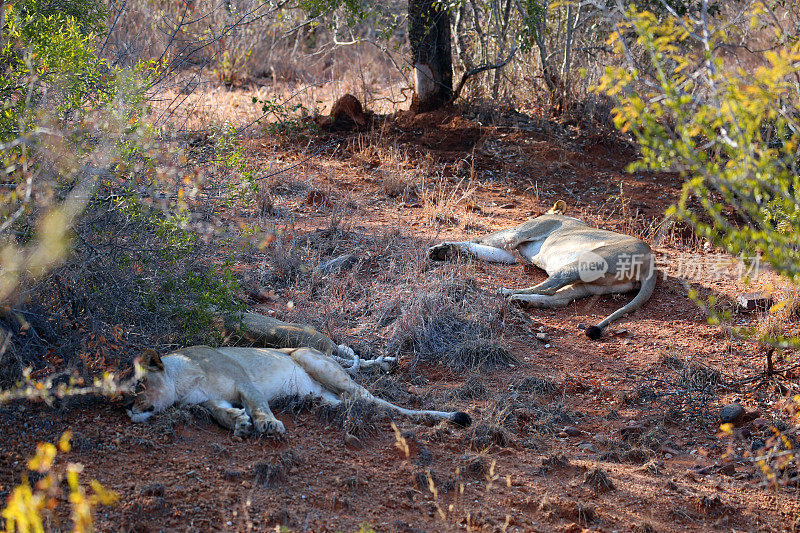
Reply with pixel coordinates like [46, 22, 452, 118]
[2, 108, 799, 532]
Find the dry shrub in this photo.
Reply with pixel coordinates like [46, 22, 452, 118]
[630, 356, 723, 422]
[599, 424, 667, 465]
[0, 193, 245, 386]
[253, 451, 298, 487]
[516, 376, 560, 395]
[584, 467, 616, 491]
[271, 395, 379, 440]
[759, 287, 800, 340]
[387, 279, 515, 370]
[452, 374, 489, 400]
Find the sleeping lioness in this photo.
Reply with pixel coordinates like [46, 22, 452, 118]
[126, 346, 470, 437]
[429, 201, 656, 339]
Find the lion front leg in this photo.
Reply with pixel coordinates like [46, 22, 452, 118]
[202, 399, 253, 437]
[237, 384, 285, 437]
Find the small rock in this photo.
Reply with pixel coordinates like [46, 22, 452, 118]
[578, 442, 599, 453]
[316, 254, 359, 275]
[752, 417, 768, 429]
[344, 433, 362, 449]
[535, 332, 549, 341]
[563, 426, 582, 437]
[720, 403, 744, 424]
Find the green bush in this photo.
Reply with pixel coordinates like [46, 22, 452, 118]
[598, 5, 799, 347]
[1, 0, 114, 140]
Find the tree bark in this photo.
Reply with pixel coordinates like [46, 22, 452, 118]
[408, 0, 453, 113]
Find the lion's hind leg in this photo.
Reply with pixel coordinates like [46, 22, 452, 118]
[202, 399, 253, 437]
[500, 263, 582, 296]
[509, 280, 637, 308]
[509, 283, 593, 308]
[289, 348, 471, 427]
[429, 242, 517, 263]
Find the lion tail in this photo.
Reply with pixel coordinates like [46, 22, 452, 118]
[585, 260, 657, 340]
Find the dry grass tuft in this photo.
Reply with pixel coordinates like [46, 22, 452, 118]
[759, 287, 800, 340]
[452, 374, 489, 400]
[458, 453, 488, 479]
[630, 356, 723, 422]
[584, 467, 616, 491]
[420, 177, 476, 227]
[599, 424, 667, 464]
[387, 279, 515, 370]
[465, 422, 511, 450]
[147, 405, 211, 438]
[517, 376, 561, 395]
[270, 395, 379, 439]
[253, 451, 298, 487]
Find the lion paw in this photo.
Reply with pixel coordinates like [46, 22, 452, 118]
[254, 416, 285, 437]
[233, 418, 253, 438]
[509, 294, 533, 307]
[428, 242, 460, 261]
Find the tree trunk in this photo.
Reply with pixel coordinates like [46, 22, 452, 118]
[409, 0, 453, 113]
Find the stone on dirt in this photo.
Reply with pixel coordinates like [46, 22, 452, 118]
[720, 403, 744, 424]
[316, 254, 359, 274]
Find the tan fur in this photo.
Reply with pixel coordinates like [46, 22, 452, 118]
[225, 312, 393, 372]
[127, 346, 470, 437]
[429, 201, 656, 339]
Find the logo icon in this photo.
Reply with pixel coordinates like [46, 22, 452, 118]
[577, 251, 608, 282]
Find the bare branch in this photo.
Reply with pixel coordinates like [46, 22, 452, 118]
[449, 45, 518, 104]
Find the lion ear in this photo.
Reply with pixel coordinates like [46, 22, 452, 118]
[142, 349, 165, 372]
[548, 200, 567, 214]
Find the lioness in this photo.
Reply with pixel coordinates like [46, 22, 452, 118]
[227, 312, 396, 373]
[126, 346, 471, 437]
[429, 201, 656, 339]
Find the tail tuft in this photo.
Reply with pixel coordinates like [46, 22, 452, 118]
[451, 412, 472, 427]
[585, 325, 604, 340]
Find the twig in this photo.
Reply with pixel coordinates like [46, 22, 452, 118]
[449, 46, 518, 105]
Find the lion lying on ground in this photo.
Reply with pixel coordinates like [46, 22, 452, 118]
[126, 345, 470, 437]
[226, 312, 395, 373]
[429, 201, 656, 339]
